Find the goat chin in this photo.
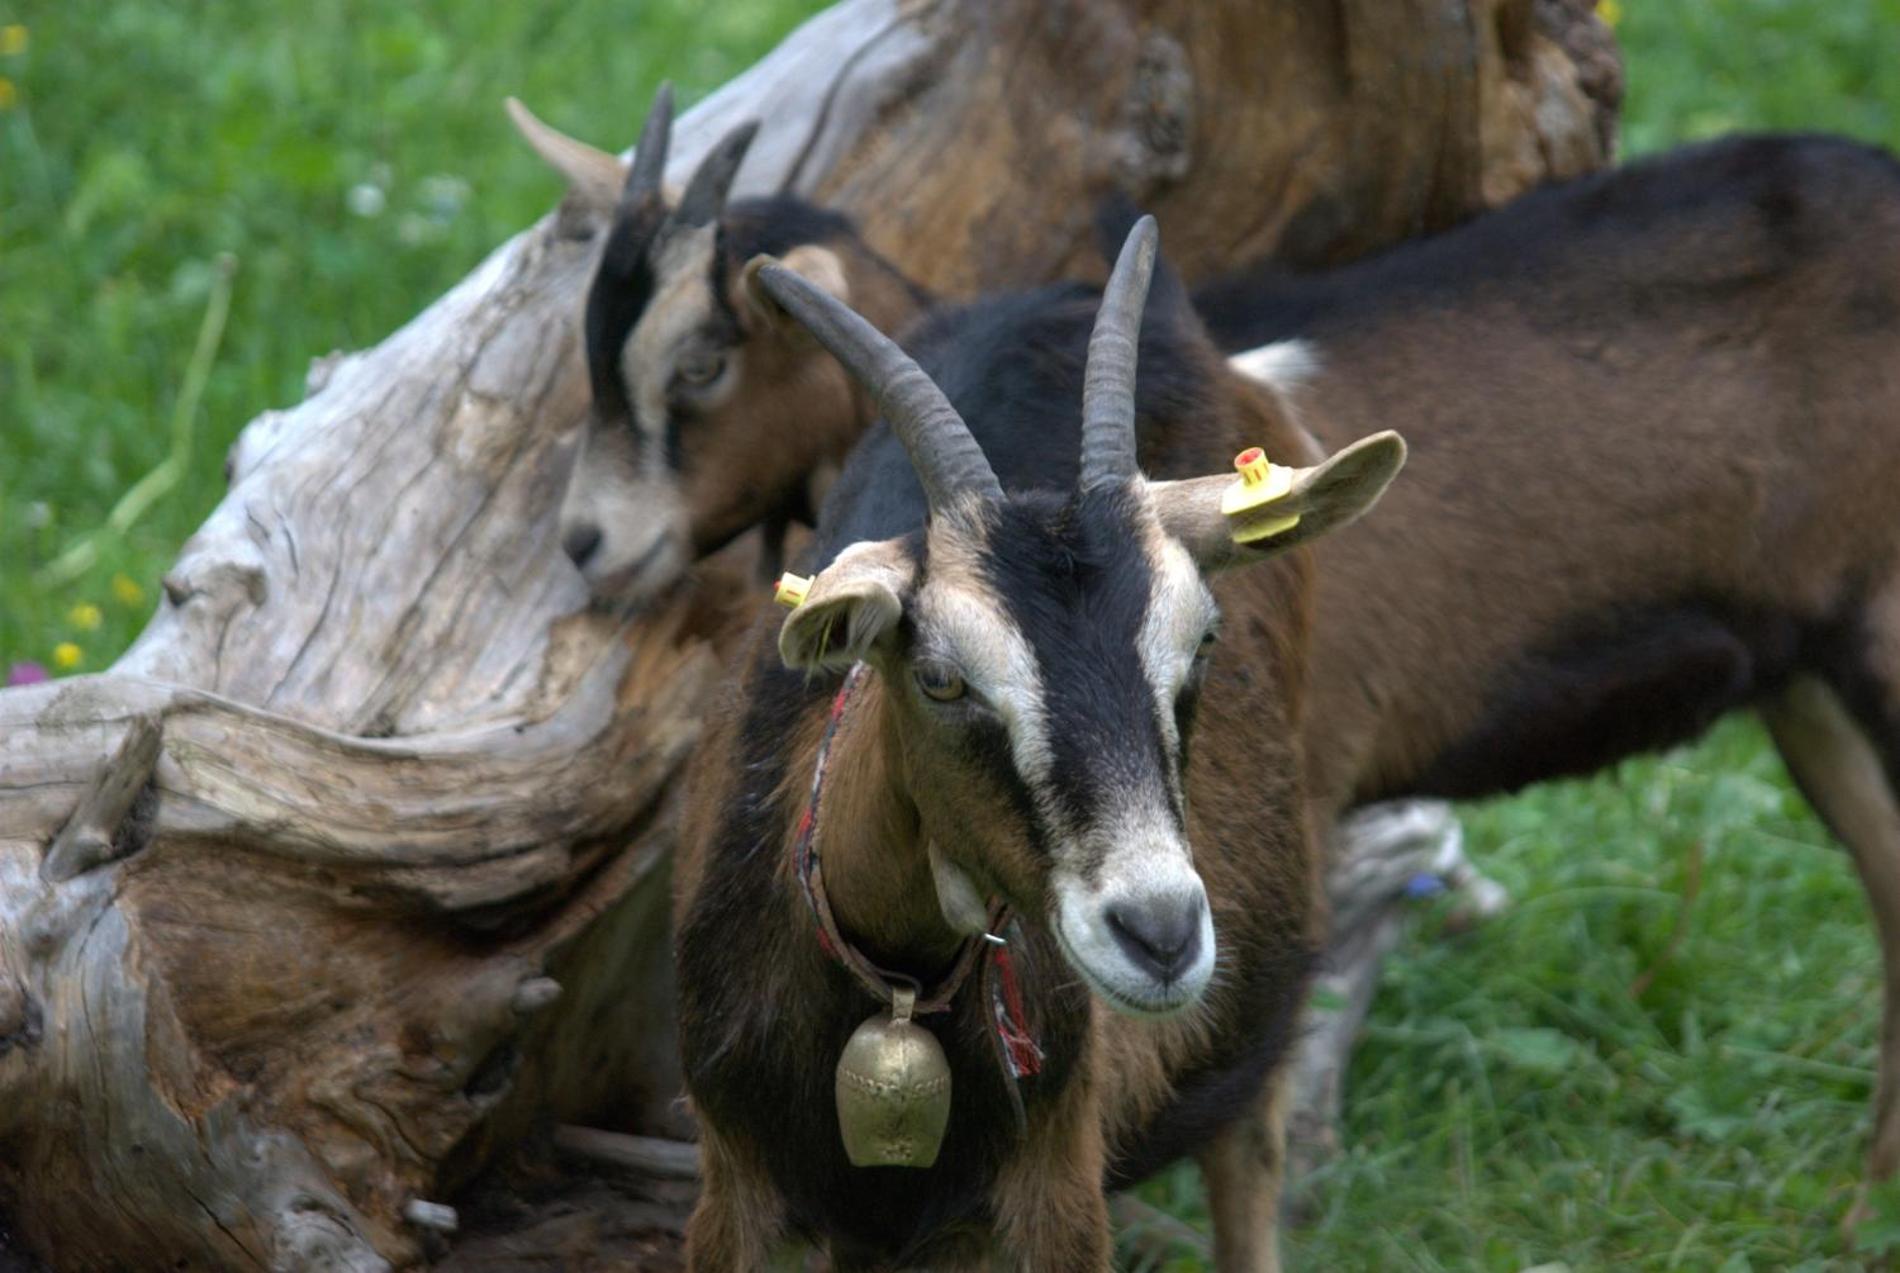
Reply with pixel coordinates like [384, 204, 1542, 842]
[578, 530, 688, 614]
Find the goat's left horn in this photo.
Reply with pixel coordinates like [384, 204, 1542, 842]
[753, 263, 1004, 511]
[673, 119, 761, 228]
[617, 81, 675, 214]
[1078, 215, 1159, 493]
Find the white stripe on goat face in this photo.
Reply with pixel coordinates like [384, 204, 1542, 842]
[622, 222, 723, 462]
[913, 534, 1057, 801]
[560, 224, 727, 606]
[1137, 527, 1220, 806]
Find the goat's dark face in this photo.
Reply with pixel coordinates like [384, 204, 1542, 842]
[783, 488, 1226, 1013]
[764, 219, 1407, 1017]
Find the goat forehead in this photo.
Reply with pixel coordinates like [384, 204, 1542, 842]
[976, 495, 1160, 659]
[971, 497, 1181, 794]
[616, 225, 720, 435]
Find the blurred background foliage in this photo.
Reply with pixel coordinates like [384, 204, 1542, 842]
[2, 0, 1899, 1267]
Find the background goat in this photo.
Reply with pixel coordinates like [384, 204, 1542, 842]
[510, 87, 929, 603]
[1194, 132, 1900, 1206]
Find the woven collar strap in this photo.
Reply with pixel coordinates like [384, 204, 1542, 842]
[792, 663, 1000, 1016]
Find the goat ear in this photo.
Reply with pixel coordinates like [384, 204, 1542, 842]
[1150, 431, 1407, 572]
[740, 248, 851, 340]
[779, 538, 916, 672]
[505, 97, 626, 215]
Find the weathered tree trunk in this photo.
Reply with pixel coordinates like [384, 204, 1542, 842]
[0, 1, 1618, 1267]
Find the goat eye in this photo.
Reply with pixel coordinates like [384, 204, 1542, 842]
[1198, 628, 1219, 653]
[677, 349, 726, 387]
[914, 662, 967, 703]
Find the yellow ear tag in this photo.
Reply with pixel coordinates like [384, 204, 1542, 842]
[1219, 447, 1301, 543]
[774, 572, 813, 609]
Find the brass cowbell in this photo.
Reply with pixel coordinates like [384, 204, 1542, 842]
[834, 986, 952, 1168]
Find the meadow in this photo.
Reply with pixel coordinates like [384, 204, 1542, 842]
[4, 1, 1900, 1267]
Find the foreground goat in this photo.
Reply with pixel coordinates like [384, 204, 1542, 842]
[673, 221, 1402, 1269]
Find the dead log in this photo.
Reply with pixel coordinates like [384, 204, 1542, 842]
[0, 1, 1617, 1267]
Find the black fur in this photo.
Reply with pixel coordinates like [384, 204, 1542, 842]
[1405, 599, 1803, 801]
[724, 194, 861, 261]
[589, 192, 929, 478]
[811, 275, 1225, 565]
[977, 489, 1180, 850]
[1193, 133, 1900, 354]
[583, 198, 667, 423]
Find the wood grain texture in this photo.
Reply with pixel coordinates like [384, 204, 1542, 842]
[0, 0, 1616, 1266]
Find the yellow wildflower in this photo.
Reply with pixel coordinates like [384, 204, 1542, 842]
[52, 642, 82, 671]
[68, 602, 103, 631]
[0, 78, 14, 111]
[1597, 0, 1623, 28]
[0, 25, 25, 57]
[111, 573, 146, 606]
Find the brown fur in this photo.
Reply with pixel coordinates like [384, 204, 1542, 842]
[1199, 1068, 1292, 1273]
[679, 236, 928, 557]
[1217, 136, 1900, 1205]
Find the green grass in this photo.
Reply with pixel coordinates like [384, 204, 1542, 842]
[1268, 718, 1887, 1270]
[5, 1, 1900, 1268]
[0, 0, 819, 670]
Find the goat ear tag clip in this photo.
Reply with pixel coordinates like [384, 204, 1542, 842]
[834, 987, 953, 1168]
[1219, 447, 1301, 543]
[774, 572, 813, 608]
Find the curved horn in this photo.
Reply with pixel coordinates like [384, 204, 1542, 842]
[617, 81, 674, 213]
[753, 263, 1003, 510]
[503, 97, 625, 212]
[672, 120, 760, 228]
[1078, 214, 1159, 492]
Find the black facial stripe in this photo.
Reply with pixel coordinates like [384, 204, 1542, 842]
[975, 488, 1174, 857]
[584, 199, 669, 428]
[1154, 692, 1189, 826]
[708, 221, 742, 333]
[1173, 665, 1206, 798]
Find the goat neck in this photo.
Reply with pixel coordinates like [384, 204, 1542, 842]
[789, 669, 969, 976]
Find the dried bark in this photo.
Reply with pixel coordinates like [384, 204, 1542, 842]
[0, 1, 1617, 1267]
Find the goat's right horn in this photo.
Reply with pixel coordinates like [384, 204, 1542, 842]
[752, 263, 1004, 511]
[1078, 215, 1159, 493]
[673, 120, 760, 228]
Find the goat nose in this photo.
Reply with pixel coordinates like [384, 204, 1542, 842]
[563, 523, 603, 570]
[1106, 891, 1206, 983]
